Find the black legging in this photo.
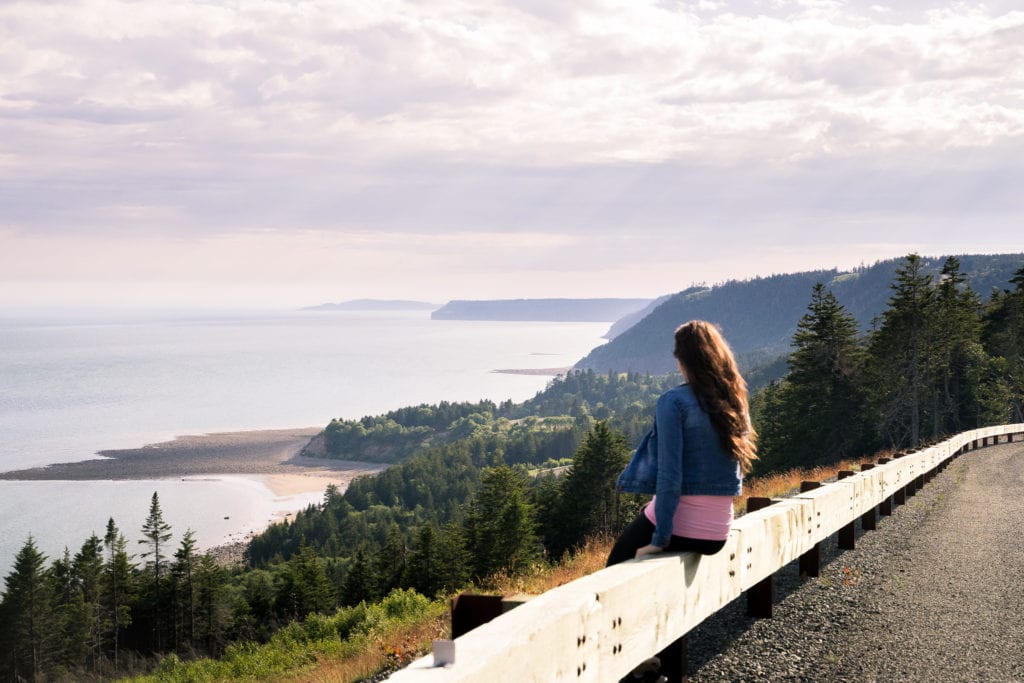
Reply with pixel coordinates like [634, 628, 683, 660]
[606, 511, 726, 567]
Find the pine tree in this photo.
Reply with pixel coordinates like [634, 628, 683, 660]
[288, 544, 335, 617]
[373, 524, 407, 597]
[193, 554, 230, 656]
[139, 492, 172, 584]
[552, 422, 631, 555]
[171, 530, 198, 651]
[433, 522, 469, 595]
[867, 254, 936, 448]
[340, 544, 375, 607]
[102, 518, 134, 671]
[0, 537, 56, 682]
[759, 284, 866, 469]
[138, 492, 172, 651]
[465, 465, 539, 580]
[71, 534, 105, 671]
[402, 525, 443, 597]
[930, 256, 985, 434]
[982, 265, 1024, 422]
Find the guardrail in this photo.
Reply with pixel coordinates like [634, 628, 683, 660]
[388, 424, 1024, 682]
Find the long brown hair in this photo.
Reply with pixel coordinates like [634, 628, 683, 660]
[673, 320, 758, 474]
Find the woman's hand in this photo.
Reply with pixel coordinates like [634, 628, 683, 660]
[634, 544, 665, 559]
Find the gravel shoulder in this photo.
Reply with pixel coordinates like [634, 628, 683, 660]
[684, 440, 1024, 682]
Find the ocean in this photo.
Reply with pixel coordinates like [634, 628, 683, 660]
[0, 309, 608, 576]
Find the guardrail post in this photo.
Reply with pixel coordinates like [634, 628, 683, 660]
[876, 459, 893, 516]
[798, 481, 821, 577]
[892, 455, 907, 507]
[451, 594, 504, 638]
[660, 636, 687, 683]
[837, 471, 856, 550]
[906, 470, 918, 498]
[859, 464, 877, 530]
[746, 497, 775, 618]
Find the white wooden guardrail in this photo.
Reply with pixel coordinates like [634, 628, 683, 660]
[387, 424, 1024, 683]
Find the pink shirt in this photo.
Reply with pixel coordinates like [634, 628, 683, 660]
[644, 495, 733, 541]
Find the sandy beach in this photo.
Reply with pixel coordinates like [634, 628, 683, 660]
[0, 427, 384, 480]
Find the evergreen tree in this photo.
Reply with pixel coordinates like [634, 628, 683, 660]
[288, 544, 335, 617]
[930, 256, 984, 434]
[138, 492, 172, 651]
[0, 537, 56, 682]
[340, 544, 375, 607]
[433, 522, 469, 595]
[49, 546, 78, 670]
[983, 265, 1024, 422]
[867, 254, 936, 448]
[139, 492, 172, 584]
[402, 524, 444, 597]
[238, 569, 277, 642]
[465, 465, 539, 580]
[193, 554, 230, 656]
[70, 534, 105, 671]
[171, 530, 198, 651]
[102, 518, 134, 670]
[757, 284, 866, 470]
[550, 422, 631, 555]
[374, 524, 407, 597]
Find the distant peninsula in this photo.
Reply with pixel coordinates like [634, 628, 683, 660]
[303, 299, 439, 312]
[431, 298, 652, 322]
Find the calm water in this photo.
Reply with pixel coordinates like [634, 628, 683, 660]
[0, 309, 607, 575]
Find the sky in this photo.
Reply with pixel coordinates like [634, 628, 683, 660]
[1, 0, 1022, 309]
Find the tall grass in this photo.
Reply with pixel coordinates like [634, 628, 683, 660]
[737, 455, 878, 513]
[120, 590, 445, 683]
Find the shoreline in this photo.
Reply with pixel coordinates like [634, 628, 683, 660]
[0, 427, 385, 480]
[0, 428, 389, 566]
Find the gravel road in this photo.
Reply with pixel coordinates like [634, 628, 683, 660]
[683, 439, 1024, 682]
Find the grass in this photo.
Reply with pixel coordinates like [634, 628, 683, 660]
[121, 590, 446, 683]
[484, 534, 615, 595]
[737, 456, 881, 513]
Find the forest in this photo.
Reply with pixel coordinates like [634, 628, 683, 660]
[2, 254, 1022, 682]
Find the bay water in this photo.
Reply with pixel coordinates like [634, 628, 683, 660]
[0, 309, 608, 576]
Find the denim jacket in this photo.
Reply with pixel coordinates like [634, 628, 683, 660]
[616, 384, 742, 547]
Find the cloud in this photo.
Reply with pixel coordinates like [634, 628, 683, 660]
[0, 0, 1021, 305]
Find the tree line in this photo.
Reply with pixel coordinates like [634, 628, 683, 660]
[753, 255, 1024, 472]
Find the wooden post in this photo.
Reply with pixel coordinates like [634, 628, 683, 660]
[746, 497, 774, 618]
[451, 594, 504, 638]
[877, 459, 893, 516]
[859, 464, 876, 530]
[798, 481, 821, 577]
[837, 471, 856, 550]
[659, 636, 687, 683]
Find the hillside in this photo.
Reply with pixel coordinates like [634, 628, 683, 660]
[576, 253, 1024, 374]
[431, 297, 651, 322]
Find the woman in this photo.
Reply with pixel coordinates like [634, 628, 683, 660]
[608, 320, 756, 565]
